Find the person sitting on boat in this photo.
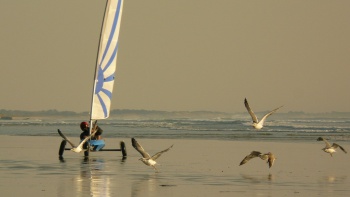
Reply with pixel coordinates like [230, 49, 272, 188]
[80, 121, 105, 151]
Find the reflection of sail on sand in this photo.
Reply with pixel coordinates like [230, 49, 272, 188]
[75, 159, 111, 197]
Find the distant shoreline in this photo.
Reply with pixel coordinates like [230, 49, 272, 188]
[2, 109, 350, 120]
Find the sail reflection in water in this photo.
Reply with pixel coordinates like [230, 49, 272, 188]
[75, 158, 111, 197]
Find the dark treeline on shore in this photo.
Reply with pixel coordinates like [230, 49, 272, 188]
[1, 109, 350, 120]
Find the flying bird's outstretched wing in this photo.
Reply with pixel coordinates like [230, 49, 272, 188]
[76, 130, 98, 149]
[58, 129, 76, 147]
[151, 145, 174, 160]
[132, 138, 151, 159]
[58, 129, 99, 153]
[259, 106, 283, 125]
[239, 151, 262, 166]
[317, 137, 331, 148]
[266, 152, 276, 168]
[332, 143, 347, 153]
[244, 98, 259, 123]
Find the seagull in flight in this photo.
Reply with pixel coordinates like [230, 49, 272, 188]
[317, 137, 347, 157]
[244, 98, 283, 130]
[58, 129, 96, 153]
[239, 151, 276, 168]
[131, 138, 173, 172]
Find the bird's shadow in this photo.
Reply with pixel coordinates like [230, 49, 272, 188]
[240, 173, 274, 183]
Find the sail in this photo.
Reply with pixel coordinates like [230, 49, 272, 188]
[90, 0, 124, 120]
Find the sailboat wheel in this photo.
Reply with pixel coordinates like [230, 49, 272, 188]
[120, 141, 127, 157]
[58, 140, 67, 157]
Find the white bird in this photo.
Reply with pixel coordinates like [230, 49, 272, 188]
[317, 137, 347, 157]
[131, 138, 173, 172]
[239, 151, 276, 168]
[244, 98, 283, 130]
[58, 129, 96, 153]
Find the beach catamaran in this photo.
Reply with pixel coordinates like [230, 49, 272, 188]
[58, 0, 126, 158]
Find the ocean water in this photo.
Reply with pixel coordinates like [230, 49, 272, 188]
[1, 117, 350, 142]
[1, 117, 350, 197]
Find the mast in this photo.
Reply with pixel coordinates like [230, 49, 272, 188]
[89, 0, 109, 132]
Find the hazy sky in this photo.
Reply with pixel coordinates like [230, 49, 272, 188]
[1, 1, 350, 113]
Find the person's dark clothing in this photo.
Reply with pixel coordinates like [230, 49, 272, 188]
[80, 126, 103, 140]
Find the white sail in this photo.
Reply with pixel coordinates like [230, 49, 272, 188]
[90, 0, 124, 120]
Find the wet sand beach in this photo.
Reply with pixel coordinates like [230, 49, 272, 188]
[0, 136, 349, 196]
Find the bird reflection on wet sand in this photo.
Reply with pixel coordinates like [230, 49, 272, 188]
[318, 175, 347, 184]
[240, 173, 275, 183]
[131, 174, 158, 197]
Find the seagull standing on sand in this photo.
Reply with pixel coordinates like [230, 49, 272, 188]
[131, 138, 173, 172]
[317, 137, 347, 157]
[239, 151, 276, 168]
[244, 98, 283, 130]
[58, 129, 96, 153]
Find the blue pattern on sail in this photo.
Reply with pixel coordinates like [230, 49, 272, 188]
[101, 42, 118, 74]
[99, 2, 121, 69]
[92, 0, 123, 119]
